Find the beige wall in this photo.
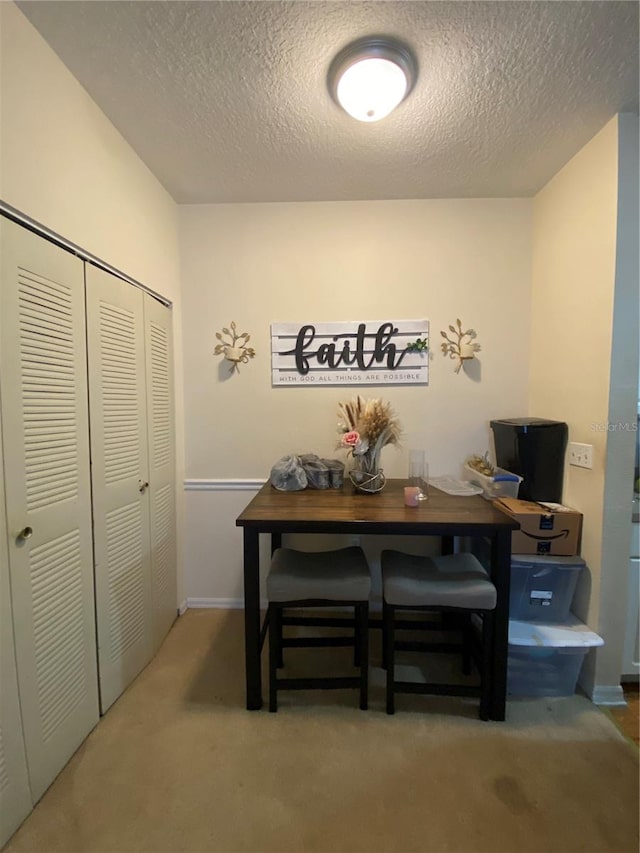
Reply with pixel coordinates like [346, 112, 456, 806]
[3, 0, 634, 692]
[531, 115, 638, 699]
[0, 3, 185, 602]
[180, 199, 532, 602]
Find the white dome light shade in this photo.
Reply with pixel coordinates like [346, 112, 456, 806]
[328, 37, 417, 123]
[336, 57, 408, 122]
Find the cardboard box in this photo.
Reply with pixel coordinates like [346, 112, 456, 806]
[495, 497, 582, 556]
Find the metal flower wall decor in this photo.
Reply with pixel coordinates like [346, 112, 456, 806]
[214, 321, 255, 374]
[440, 319, 481, 374]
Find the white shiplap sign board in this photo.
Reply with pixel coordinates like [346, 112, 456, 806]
[271, 320, 429, 386]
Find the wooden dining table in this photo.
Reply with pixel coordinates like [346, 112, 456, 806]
[236, 479, 519, 720]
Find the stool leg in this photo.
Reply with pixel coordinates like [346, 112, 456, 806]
[461, 613, 472, 676]
[479, 610, 494, 721]
[269, 604, 282, 713]
[353, 606, 361, 668]
[277, 629, 284, 669]
[357, 602, 369, 710]
[276, 605, 284, 668]
[382, 604, 388, 671]
[383, 600, 395, 715]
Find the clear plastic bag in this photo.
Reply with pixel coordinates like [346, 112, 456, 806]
[299, 454, 330, 489]
[321, 458, 345, 489]
[270, 455, 308, 491]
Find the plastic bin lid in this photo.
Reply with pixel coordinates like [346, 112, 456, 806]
[511, 554, 586, 570]
[490, 418, 567, 428]
[509, 618, 604, 648]
[464, 465, 523, 485]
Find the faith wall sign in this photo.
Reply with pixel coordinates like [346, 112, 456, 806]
[271, 320, 429, 386]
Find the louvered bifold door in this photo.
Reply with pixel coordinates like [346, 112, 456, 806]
[143, 295, 177, 652]
[0, 413, 33, 845]
[0, 218, 99, 803]
[86, 266, 153, 714]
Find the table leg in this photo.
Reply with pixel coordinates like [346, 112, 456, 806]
[441, 535, 454, 556]
[243, 527, 263, 710]
[489, 528, 512, 721]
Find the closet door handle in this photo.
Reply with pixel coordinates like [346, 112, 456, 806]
[139, 481, 149, 493]
[17, 526, 33, 542]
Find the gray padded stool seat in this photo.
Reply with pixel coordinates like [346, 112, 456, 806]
[268, 547, 372, 603]
[382, 550, 497, 720]
[267, 546, 371, 712]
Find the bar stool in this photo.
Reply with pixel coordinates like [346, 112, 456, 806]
[381, 550, 497, 720]
[267, 546, 371, 712]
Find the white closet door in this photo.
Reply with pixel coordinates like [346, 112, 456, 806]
[143, 294, 177, 651]
[0, 416, 32, 846]
[86, 266, 153, 713]
[0, 570, 32, 846]
[0, 218, 99, 802]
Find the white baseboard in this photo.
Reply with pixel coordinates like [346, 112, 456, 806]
[186, 597, 268, 610]
[177, 600, 188, 616]
[184, 597, 382, 612]
[184, 478, 266, 491]
[589, 684, 627, 706]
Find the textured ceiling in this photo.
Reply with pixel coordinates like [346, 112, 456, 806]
[17, 0, 639, 204]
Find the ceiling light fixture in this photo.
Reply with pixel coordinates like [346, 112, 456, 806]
[328, 36, 417, 123]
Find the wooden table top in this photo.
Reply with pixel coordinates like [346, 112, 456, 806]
[236, 480, 520, 535]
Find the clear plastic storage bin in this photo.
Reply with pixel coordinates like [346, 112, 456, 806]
[509, 554, 585, 622]
[507, 619, 603, 697]
[463, 465, 522, 500]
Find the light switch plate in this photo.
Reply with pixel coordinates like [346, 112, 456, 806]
[569, 442, 593, 469]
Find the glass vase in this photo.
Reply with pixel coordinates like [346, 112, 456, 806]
[349, 459, 386, 494]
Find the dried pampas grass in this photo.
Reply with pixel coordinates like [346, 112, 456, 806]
[337, 396, 402, 454]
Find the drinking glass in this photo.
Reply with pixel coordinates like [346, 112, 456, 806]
[408, 449, 429, 501]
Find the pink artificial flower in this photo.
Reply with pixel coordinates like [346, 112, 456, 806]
[341, 431, 360, 448]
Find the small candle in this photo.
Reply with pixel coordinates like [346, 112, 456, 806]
[404, 486, 420, 507]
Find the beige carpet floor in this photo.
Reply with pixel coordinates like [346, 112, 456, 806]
[5, 609, 639, 853]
